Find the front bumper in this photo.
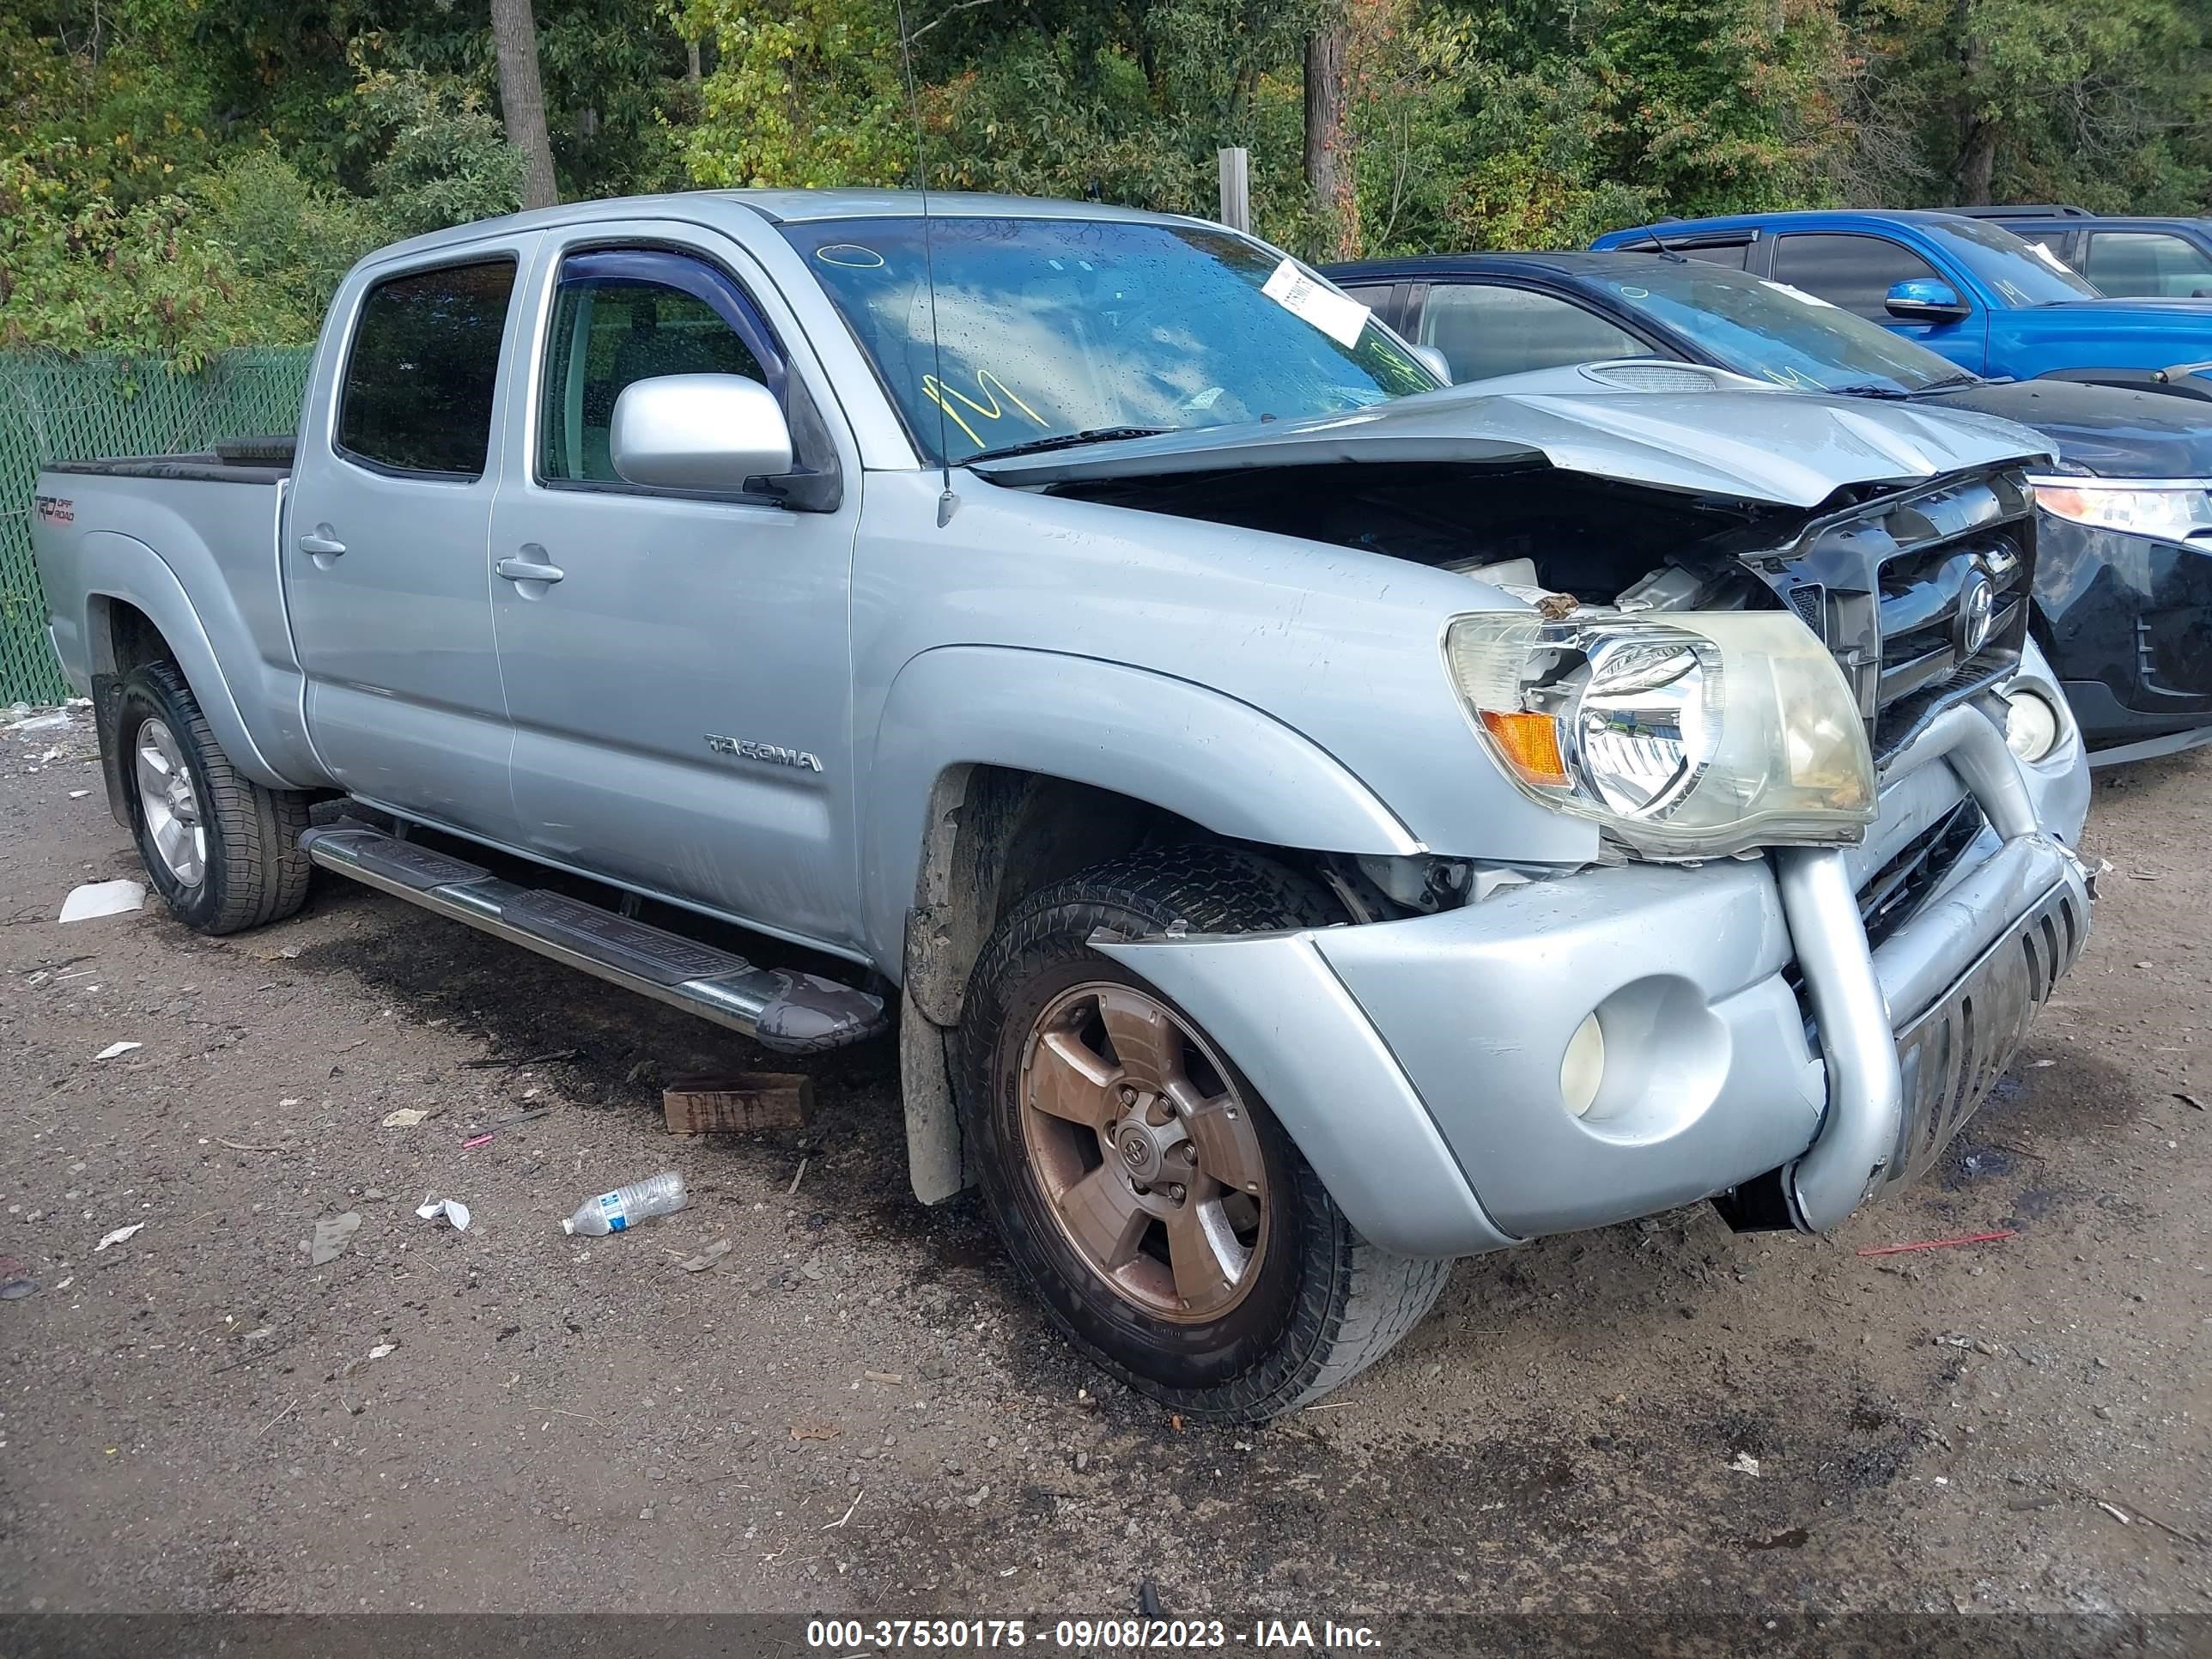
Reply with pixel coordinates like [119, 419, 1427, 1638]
[2036, 515, 2212, 755]
[1095, 698, 2091, 1260]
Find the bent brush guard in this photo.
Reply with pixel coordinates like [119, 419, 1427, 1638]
[1779, 701, 2086, 1233]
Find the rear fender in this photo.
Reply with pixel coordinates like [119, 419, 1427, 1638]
[76, 532, 307, 791]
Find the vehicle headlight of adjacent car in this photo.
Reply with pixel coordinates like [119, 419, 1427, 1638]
[1444, 611, 1876, 860]
[2029, 475, 2212, 543]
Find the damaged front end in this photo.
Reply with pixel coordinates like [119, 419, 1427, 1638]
[1013, 383, 2093, 1255]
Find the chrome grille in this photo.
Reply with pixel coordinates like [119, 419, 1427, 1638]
[1860, 798, 1986, 951]
[1759, 469, 2037, 767]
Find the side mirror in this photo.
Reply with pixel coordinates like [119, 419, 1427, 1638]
[1410, 343, 1455, 384]
[611, 374, 793, 491]
[1884, 277, 1971, 325]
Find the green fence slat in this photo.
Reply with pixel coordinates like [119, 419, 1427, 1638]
[0, 347, 315, 707]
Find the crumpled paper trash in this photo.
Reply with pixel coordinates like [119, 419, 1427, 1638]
[416, 1196, 471, 1231]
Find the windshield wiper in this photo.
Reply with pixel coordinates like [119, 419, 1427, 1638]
[1826, 382, 1913, 400]
[1917, 372, 1983, 391]
[965, 427, 1170, 463]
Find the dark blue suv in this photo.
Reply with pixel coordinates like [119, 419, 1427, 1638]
[1943, 207, 2212, 301]
[1592, 210, 2212, 399]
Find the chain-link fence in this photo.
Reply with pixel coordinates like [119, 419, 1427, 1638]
[0, 348, 314, 705]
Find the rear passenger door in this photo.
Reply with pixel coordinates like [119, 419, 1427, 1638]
[286, 237, 540, 842]
[1768, 231, 1987, 372]
[1402, 282, 1660, 383]
[2081, 230, 2212, 298]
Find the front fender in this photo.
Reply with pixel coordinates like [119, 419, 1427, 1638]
[860, 646, 1422, 969]
[75, 531, 308, 791]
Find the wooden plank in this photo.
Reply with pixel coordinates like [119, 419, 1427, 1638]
[662, 1073, 812, 1135]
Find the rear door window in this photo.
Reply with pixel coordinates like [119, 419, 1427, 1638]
[1769, 234, 1944, 320]
[1680, 240, 1752, 270]
[1415, 283, 1653, 383]
[2082, 231, 2212, 298]
[337, 260, 517, 479]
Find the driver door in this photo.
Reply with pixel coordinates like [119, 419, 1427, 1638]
[486, 228, 866, 950]
[1767, 231, 1989, 374]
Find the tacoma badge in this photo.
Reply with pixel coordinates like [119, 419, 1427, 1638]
[705, 734, 824, 773]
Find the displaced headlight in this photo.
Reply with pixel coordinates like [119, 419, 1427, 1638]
[1445, 611, 1876, 860]
[2030, 477, 2212, 543]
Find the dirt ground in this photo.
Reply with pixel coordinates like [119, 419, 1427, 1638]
[2, 702, 2208, 1625]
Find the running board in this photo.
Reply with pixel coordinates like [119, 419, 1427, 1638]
[298, 823, 888, 1054]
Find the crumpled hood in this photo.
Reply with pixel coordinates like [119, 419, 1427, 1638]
[969, 368, 2051, 507]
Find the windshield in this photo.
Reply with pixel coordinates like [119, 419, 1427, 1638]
[1593, 259, 1972, 394]
[781, 216, 1437, 465]
[1925, 218, 2101, 307]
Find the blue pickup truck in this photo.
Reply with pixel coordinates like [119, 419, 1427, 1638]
[1593, 210, 2212, 399]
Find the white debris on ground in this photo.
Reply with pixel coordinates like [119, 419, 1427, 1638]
[5, 699, 89, 736]
[58, 878, 145, 923]
[416, 1197, 471, 1231]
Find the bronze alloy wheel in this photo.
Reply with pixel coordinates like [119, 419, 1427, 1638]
[1016, 980, 1269, 1322]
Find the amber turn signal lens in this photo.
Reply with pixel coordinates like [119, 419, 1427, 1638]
[1479, 709, 1568, 786]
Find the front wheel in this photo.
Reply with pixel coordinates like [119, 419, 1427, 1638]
[957, 845, 1451, 1421]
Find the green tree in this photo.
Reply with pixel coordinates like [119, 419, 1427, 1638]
[1848, 0, 2211, 208]
[679, 0, 911, 188]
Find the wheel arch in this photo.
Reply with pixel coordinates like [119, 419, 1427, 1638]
[76, 532, 300, 801]
[862, 645, 1421, 987]
[871, 649, 1418, 1210]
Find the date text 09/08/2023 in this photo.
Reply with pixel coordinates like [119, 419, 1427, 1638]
[805, 1619, 1384, 1650]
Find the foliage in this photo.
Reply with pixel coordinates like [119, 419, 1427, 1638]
[2, 0, 2210, 358]
[680, 0, 913, 189]
[1846, 0, 2212, 209]
[351, 52, 529, 240]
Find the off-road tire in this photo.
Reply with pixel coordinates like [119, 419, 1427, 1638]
[957, 843, 1452, 1421]
[117, 659, 312, 935]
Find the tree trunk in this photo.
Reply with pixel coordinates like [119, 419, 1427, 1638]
[490, 0, 559, 210]
[1953, 6, 1994, 205]
[1304, 22, 1356, 258]
[686, 36, 702, 88]
[1957, 119, 1996, 204]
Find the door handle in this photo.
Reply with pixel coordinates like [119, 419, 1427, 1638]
[298, 531, 346, 556]
[495, 555, 566, 585]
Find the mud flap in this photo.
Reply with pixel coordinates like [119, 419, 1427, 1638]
[91, 671, 131, 832]
[901, 993, 968, 1204]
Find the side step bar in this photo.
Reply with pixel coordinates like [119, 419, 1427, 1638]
[298, 823, 888, 1055]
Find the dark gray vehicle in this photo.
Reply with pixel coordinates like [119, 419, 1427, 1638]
[28, 191, 2091, 1419]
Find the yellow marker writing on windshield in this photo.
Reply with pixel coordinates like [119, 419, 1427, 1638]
[922, 370, 1047, 450]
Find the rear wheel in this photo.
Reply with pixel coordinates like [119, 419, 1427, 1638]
[957, 844, 1451, 1421]
[118, 660, 312, 935]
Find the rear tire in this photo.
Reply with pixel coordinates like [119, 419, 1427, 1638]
[117, 660, 312, 935]
[957, 844, 1451, 1421]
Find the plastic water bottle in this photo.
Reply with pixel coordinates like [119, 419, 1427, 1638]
[562, 1171, 687, 1236]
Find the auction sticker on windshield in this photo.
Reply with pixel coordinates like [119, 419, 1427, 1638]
[1763, 281, 1840, 309]
[2028, 240, 2074, 275]
[1261, 258, 1370, 348]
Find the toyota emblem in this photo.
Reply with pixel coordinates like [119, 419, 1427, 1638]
[1955, 567, 1996, 658]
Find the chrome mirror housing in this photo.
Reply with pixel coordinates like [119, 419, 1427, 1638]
[611, 374, 794, 490]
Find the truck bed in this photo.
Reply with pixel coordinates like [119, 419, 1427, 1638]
[46, 432, 295, 486]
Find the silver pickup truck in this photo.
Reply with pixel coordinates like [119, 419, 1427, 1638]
[30, 190, 2093, 1421]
